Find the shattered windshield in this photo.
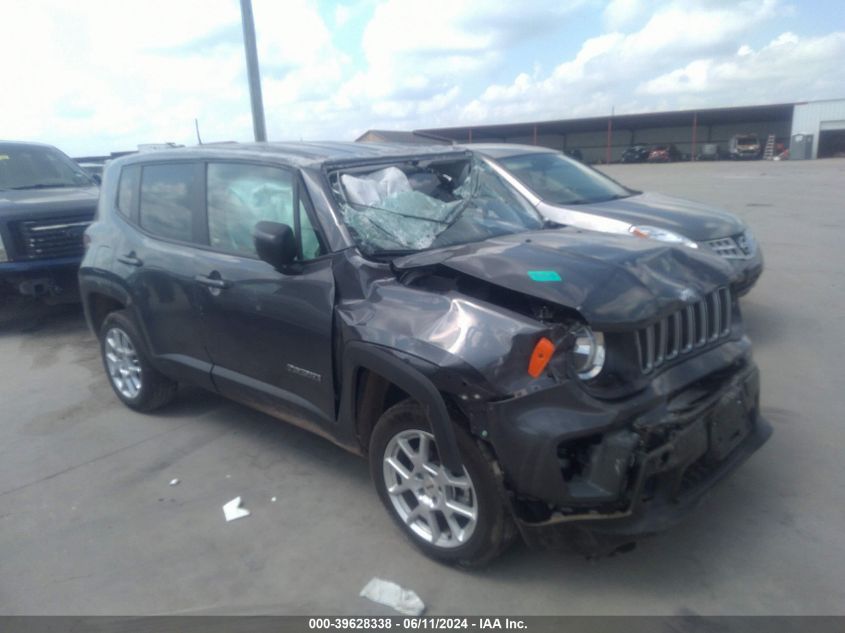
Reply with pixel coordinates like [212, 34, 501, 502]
[497, 152, 632, 205]
[332, 156, 543, 255]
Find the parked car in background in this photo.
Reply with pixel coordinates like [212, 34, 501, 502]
[0, 141, 98, 300]
[80, 142, 770, 565]
[697, 143, 721, 160]
[469, 144, 763, 296]
[621, 145, 650, 163]
[729, 134, 761, 160]
[647, 144, 682, 162]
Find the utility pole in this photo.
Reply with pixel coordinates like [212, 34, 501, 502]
[240, 0, 267, 142]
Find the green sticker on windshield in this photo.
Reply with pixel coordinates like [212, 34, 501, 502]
[528, 270, 562, 282]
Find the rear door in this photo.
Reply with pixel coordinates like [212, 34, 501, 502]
[192, 160, 337, 429]
[114, 161, 214, 389]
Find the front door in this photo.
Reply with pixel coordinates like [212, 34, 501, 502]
[193, 160, 337, 430]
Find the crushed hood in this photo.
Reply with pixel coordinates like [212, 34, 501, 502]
[393, 228, 738, 330]
[553, 191, 745, 242]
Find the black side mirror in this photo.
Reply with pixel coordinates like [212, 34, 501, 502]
[254, 221, 297, 270]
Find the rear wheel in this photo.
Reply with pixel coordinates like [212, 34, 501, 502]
[370, 400, 516, 567]
[99, 310, 177, 412]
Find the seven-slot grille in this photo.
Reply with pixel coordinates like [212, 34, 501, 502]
[13, 215, 91, 260]
[637, 287, 732, 374]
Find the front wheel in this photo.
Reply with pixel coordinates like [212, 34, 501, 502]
[369, 400, 516, 567]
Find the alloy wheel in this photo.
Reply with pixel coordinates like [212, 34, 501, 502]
[104, 327, 142, 399]
[382, 429, 478, 549]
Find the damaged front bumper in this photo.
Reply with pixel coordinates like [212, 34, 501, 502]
[480, 338, 771, 554]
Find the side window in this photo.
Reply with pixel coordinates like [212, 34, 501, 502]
[116, 164, 140, 218]
[206, 162, 323, 260]
[139, 163, 195, 242]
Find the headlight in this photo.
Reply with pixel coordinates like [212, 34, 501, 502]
[0, 232, 8, 262]
[629, 225, 698, 249]
[739, 228, 757, 256]
[571, 325, 605, 380]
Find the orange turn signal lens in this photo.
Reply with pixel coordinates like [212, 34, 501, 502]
[528, 337, 555, 378]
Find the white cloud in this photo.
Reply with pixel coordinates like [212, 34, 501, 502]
[455, 0, 838, 125]
[603, 0, 646, 29]
[639, 31, 845, 105]
[334, 4, 352, 27]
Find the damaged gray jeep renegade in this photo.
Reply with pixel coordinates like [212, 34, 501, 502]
[79, 142, 771, 566]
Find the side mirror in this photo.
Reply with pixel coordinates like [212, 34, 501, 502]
[254, 221, 297, 270]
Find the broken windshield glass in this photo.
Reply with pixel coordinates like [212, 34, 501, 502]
[333, 157, 542, 255]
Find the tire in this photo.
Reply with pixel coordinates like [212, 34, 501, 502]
[99, 310, 177, 412]
[370, 400, 517, 567]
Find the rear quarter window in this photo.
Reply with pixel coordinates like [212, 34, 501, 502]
[139, 163, 195, 242]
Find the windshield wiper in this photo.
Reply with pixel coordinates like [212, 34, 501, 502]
[10, 183, 77, 190]
[368, 249, 421, 260]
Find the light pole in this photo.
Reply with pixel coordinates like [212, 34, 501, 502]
[240, 0, 267, 142]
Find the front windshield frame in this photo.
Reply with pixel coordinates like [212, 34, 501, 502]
[329, 155, 545, 257]
[0, 143, 95, 190]
[497, 151, 635, 206]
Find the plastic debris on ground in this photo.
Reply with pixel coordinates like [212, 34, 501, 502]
[169, 478, 180, 486]
[359, 577, 426, 616]
[271, 496, 277, 503]
[222, 496, 250, 522]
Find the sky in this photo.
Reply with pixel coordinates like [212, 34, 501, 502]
[1, 0, 843, 156]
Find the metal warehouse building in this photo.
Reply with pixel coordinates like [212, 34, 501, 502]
[360, 99, 845, 163]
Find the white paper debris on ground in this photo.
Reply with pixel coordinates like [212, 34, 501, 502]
[271, 497, 277, 503]
[222, 496, 250, 522]
[359, 577, 425, 616]
[169, 478, 180, 486]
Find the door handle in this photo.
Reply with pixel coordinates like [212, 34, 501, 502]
[117, 253, 143, 267]
[195, 274, 231, 289]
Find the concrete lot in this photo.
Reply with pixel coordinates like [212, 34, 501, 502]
[1, 159, 844, 615]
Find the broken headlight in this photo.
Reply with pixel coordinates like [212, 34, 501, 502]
[571, 325, 605, 380]
[629, 225, 698, 249]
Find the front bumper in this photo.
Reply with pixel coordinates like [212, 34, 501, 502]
[0, 257, 83, 296]
[518, 414, 771, 555]
[482, 341, 770, 553]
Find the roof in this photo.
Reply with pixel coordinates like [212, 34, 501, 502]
[461, 143, 556, 159]
[0, 140, 57, 149]
[356, 130, 451, 144]
[417, 103, 796, 141]
[115, 141, 469, 169]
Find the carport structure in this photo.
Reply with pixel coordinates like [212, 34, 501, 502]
[414, 103, 795, 164]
